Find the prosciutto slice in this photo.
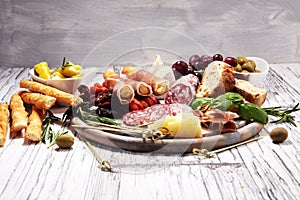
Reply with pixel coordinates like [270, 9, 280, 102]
[122, 67, 169, 96]
[103, 69, 153, 96]
[196, 109, 239, 133]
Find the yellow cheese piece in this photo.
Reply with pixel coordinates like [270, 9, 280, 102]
[148, 113, 202, 138]
[163, 115, 182, 136]
[177, 113, 202, 138]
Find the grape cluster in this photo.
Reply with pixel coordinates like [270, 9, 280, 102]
[171, 53, 240, 81]
[212, 53, 238, 67]
[171, 54, 214, 81]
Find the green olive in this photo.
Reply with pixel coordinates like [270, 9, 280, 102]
[236, 56, 248, 65]
[56, 134, 74, 149]
[270, 127, 288, 143]
[241, 69, 250, 73]
[242, 61, 255, 72]
[247, 60, 256, 70]
[234, 64, 242, 72]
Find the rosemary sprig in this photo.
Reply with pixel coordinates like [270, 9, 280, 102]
[62, 104, 119, 126]
[263, 103, 300, 127]
[77, 106, 119, 125]
[61, 57, 66, 68]
[42, 111, 68, 148]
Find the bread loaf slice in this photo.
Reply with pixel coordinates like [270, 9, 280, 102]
[234, 79, 267, 106]
[196, 61, 236, 98]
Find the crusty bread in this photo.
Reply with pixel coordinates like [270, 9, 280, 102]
[20, 80, 82, 107]
[25, 106, 43, 142]
[0, 103, 9, 146]
[10, 93, 28, 132]
[196, 61, 236, 98]
[234, 79, 267, 106]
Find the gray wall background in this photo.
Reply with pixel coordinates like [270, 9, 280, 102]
[1, 0, 300, 68]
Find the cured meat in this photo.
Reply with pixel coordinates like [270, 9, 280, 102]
[123, 103, 192, 126]
[122, 66, 169, 96]
[113, 82, 135, 104]
[128, 95, 159, 111]
[164, 74, 199, 105]
[103, 69, 153, 96]
[195, 109, 239, 133]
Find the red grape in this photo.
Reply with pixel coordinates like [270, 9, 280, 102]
[224, 57, 237, 67]
[200, 55, 213, 69]
[189, 55, 201, 70]
[172, 61, 189, 79]
[187, 67, 195, 75]
[195, 72, 202, 82]
[213, 54, 223, 61]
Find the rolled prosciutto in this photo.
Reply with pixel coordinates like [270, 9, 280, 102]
[103, 69, 153, 96]
[122, 66, 169, 96]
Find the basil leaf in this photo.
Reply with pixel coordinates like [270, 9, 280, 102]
[190, 98, 214, 110]
[209, 92, 243, 111]
[224, 92, 244, 102]
[211, 99, 233, 111]
[239, 103, 268, 124]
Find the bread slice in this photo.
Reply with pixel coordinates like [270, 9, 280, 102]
[196, 61, 236, 98]
[234, 79, 267, 106]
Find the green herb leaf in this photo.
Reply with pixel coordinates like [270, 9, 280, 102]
[63, 104, 119, 126]
[263, 103, 300, 127]
[239, 103, 268, 124]
[223, 92, 244, 102]
[211, 98, 233, 111]
[190, 98, 214, 110]
[190, 92, 244, 111]
[41, 111, 67, 147]
[62, 57, 66, 68]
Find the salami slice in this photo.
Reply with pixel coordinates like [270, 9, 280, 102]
[123, 103, 192, 126]
[164, 74, 199, 105]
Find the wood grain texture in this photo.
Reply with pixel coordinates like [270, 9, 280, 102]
[0, 64, 299, 200]
[1, 0, 300, 68]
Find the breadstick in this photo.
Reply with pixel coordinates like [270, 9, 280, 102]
[10, 93, 28, 132]
[20, 80, 83, 106]
[0, 103, 10, 146]
[19, 91, 56, 111]
[25, 106, 43, 142]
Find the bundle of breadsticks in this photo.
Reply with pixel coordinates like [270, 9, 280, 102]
[0, 80, 83, 147]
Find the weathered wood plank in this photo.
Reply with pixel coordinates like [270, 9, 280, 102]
[0, 64, 299, 200]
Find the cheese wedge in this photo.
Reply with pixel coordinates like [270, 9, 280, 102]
[149, 113, 202, 138]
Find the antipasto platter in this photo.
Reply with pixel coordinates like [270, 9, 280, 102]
[2, 54, 294, 154]
[69, 54, 269, 154]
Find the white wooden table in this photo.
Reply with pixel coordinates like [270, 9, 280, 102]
[0, 64, 299, 200]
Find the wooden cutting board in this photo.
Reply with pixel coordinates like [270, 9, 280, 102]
[71, 117, 264, 154]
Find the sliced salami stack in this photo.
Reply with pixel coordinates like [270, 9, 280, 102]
[122, 103, 192, 126]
